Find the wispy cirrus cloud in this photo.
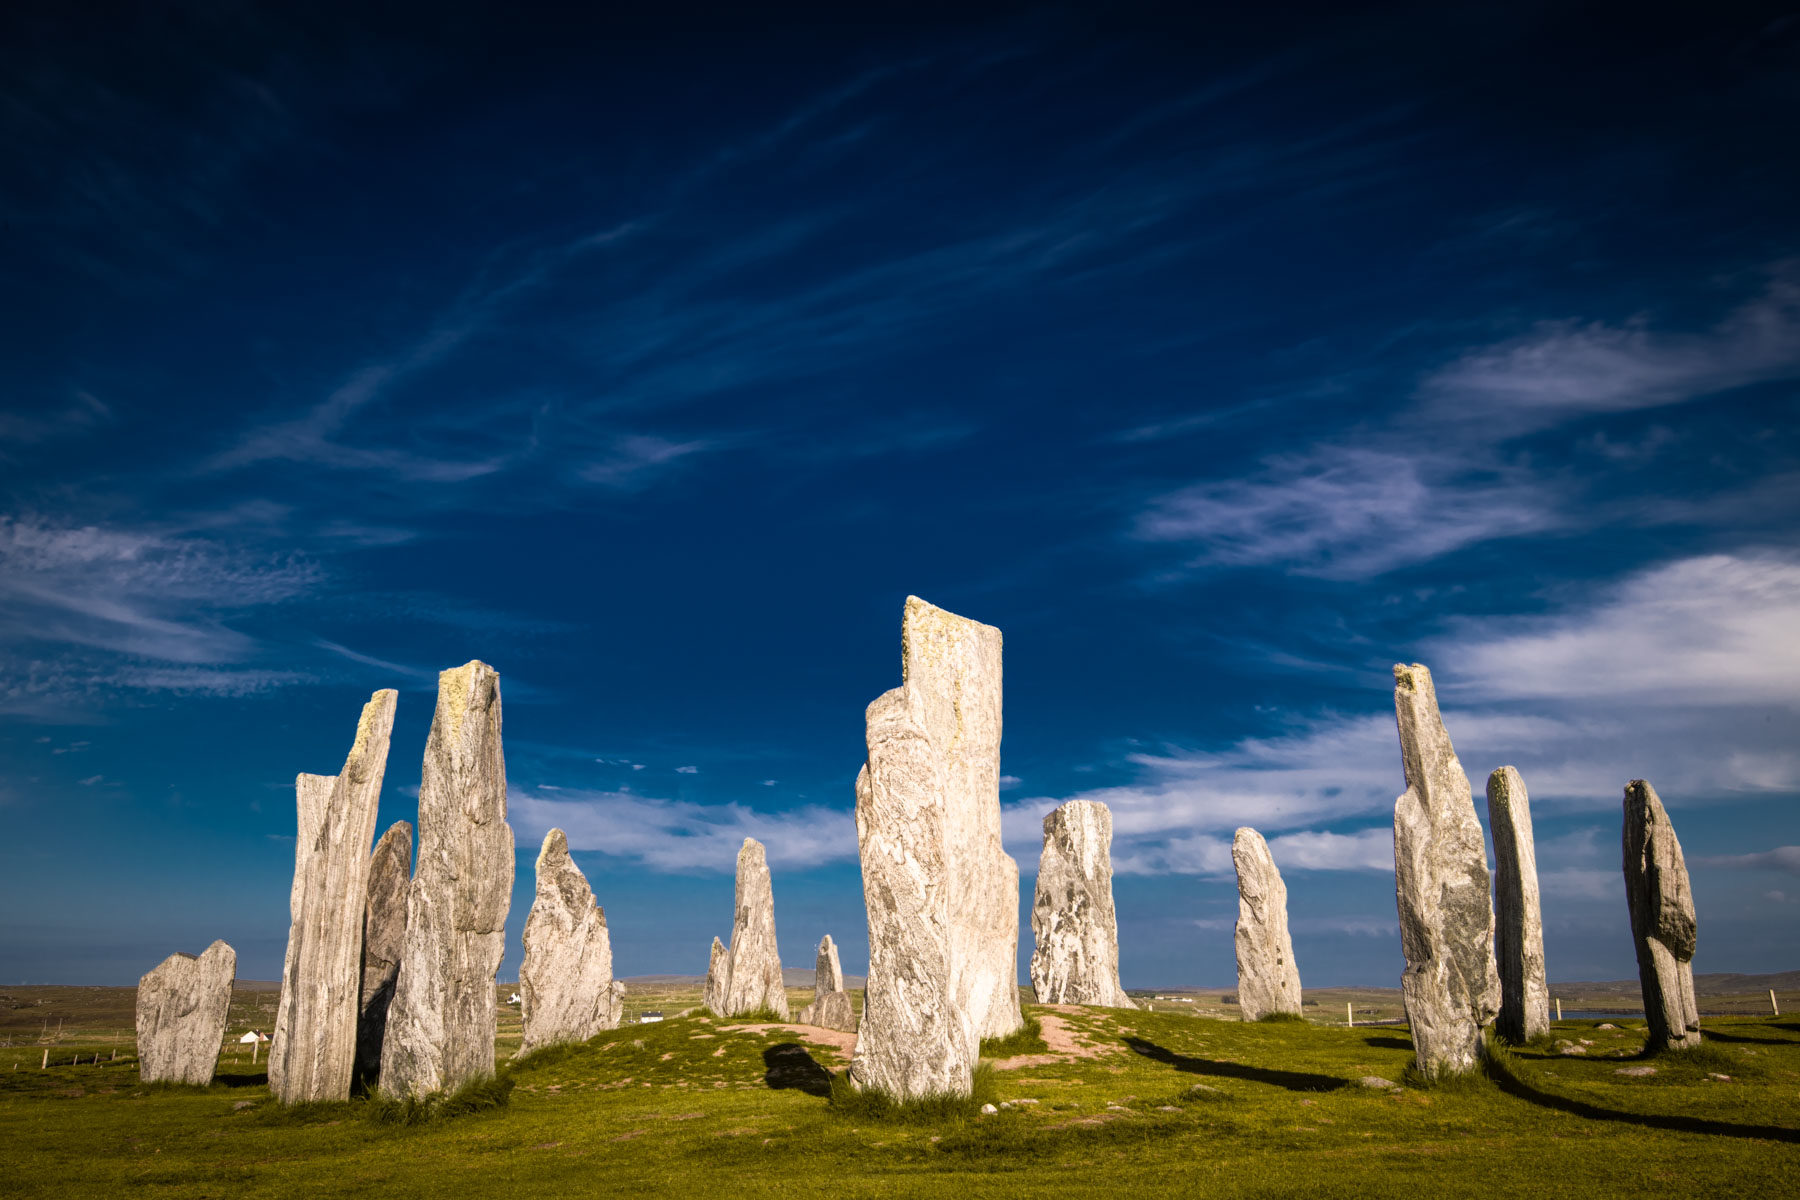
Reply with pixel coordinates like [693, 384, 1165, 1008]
[1696, 846, 1800, 876]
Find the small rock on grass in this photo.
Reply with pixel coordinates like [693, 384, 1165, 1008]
[980, 1103, 998, 1114]
[1708, 1073, 1732, 1082]
[1597, 1023, 1617, 1030]
[1358, 1076, 1398, 1089]
[1614, 1066, 1656, 1077]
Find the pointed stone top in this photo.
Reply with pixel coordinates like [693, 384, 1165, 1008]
[540, 827, 570, 862]
[436, 660, 499, 732]
[711, 934, 726, 952]
[1046, 798, 1111, 830]
[1233, 826, 1268, 851]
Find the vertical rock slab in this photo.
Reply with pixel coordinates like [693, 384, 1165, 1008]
[850, 686, 971, 1099]
[720, 837, 789, 1018]
[798, 934, 857, 1031]
[136, 940, 235, 1085]
[1487, 767, 1550, 1043]
[518, 828, 619, 1054]
[380, 661, 515, 1097]
[357, 820, 412, 1085]
[1231, 827, 1301, 1021]
[814, 933, 844, 993]
[271, 690, 398, 1104]
[1391, 663, 1500, 1074]
[1029, 800, 1135, 1009]
[1623, 779, 1701, 1051]
[702, 936, 730, 1015]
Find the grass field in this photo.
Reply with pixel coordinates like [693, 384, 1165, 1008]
[4, 982, 1799, 1199]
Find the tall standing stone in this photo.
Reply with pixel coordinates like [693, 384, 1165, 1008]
[1391, 663, 1500, 1074]
[703, 936, 729, 1015]
[1231, 827, 1301, 1021]
[270, 690, 398, 1104]
[797, 934, 857, 1031]
[518, 828, 620, 1054]
[357, 820, 412, 1085]
[379, 661, 515, 1097]
[1029, 800, 1135, 1009]
[1623, 779, 1701, 1051]
[136, 940, 235, 1085]
[850, 596, 1017, 1101]
[1487, 767, 1550, 1043]
[719, 837, 789, 1018]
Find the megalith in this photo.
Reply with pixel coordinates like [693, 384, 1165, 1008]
[719, 837, 789, 1018]
[1623, 780, 1700, 1051]
[357, 819, 412, 1084]
[1487, 767, 1550, 1043]
[703, 936, 729, 1015]
[850, 595, 1018, 1101]
[379, 661, 515, 1097]
[270, 690, 398, 1104]
[1029, 800, 1135, 1009]
[136, 940, 236, 1085]
[519, 828, 620, 1054]
[797, 934, 857, 1032]
[1232, 827, 1301, 1021]
[1391, 663, 1500, 1074]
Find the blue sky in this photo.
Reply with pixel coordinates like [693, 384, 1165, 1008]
[3, 3, 1798, 988]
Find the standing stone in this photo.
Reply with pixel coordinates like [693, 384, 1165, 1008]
[136, 940, 235, 1085]
[270, 690, 398, 1104]
[1391, 663, 1500, 1075]
[1030, 800, 1135, 1009]
[1623, 780, 1700, 1051]
[1231, 827, 1301, 1021]
[797, 934, 857, 1031]
[380, 661, 515, 1097]
[518, 828, 620, 1054]
[702, 936, 729, 1015]
[719, 837, 789, 1018]
[1488, 767, 1550, 1043]
[357, 820, 412, 1085]
[850, 596, 1018, 1101]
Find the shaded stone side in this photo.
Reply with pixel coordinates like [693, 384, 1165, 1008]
[1232, 827, 1301, 1021]
[271, 690, 398, 1104]
[1391, 663, 1500, 1075]
[720, 837, 789, 1018]
[798, 934, 857, 1031]
[379, 661, 515, 1097]
[1029, 800, 1135, 1008]
[1623, 779, 1701, 1051]
[357, 820, 412, 1085]
[1488, 767, 1550, 1043]
[136, 940, 236, 1085]
[519, 828, 619, 1054]
[815, 934, 844, 993]
[702, 937, 729, 1015]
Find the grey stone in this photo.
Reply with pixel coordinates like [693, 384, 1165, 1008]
[1487, 767, 1550, 1044]
[1623, 779, 1701, 1051]
[1358, 1075, 1398, 1089]
[798, 989, 857, 1032]
[519, 828, 620, 1055]
[1615, 1066, 1657, 1077]
[702, 936, 729, 1015]
[1029, 800, 1135, 1009]
[1391, 663, 1500, 1075]
[379, 661, 515, 1097]
[815, 934, 845, 993]
[1231, 827, 1301, 1021]
[136, 940, 236, 1085]
[270, 690, 398, 1104]
[851, 596, 1016, 1101]
[356, 819, 412, 1085]
[718, 837, 789, 1018]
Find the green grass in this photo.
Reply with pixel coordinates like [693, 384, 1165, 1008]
[827, 1063, 997, 1124]
[4, 1007, 1799, 1198]
[1253, 1011, 1309, 1024]
[978, 1014, 1048, 1058]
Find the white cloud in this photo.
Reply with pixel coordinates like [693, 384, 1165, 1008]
[1696, 846, 1800, 876]
[510, 785, 855, 872]
[675, 765, 699, 774]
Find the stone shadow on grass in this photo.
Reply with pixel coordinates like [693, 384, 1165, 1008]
[1697, 1029, 1799, 1046]
[1361, 1036, 1411, 1051]
[1123, 1037, 1348, 1093]
[1487, 1061, 1800, 1143]
[763, 1043, 832, 1097]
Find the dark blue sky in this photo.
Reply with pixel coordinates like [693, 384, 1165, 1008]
[4, 2, 1798, 988]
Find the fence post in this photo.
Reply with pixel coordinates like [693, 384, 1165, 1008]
[41, 1048, 48, 1070]
[1346, 1001, 1354, 1027]
[1771, 989, 1780, 1017]
[1555, 998, 1562, 1021]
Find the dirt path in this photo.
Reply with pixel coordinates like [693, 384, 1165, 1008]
[718, 1022, 856, 1062]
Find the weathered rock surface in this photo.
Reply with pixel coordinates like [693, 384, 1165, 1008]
[719, 837, 789, 1018]
[1391, 663, 1500, 1074]
[851, 596, 1017, 1101]
[518, 828, 619, 1054]
[1623, 780, 1701, 1051]
[136, 940, 236, 1085]
[270, 690, 398, 1104]
[380, 661, 515, 1097]
[1487, 767, 1550, 1043]
[1231, 827, 1301, 1021]
[797, 934, 857, 1031]
[702, 936, 729, 1015]
[1030, 800, 1135, 1009]
[356, 820, 412, 1084]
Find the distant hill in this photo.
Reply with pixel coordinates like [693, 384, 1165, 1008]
[1551, 971, 1800, 996]
[620, 969, 868, 990]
